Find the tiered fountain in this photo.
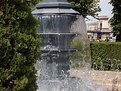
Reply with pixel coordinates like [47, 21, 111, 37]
[32, 0, 80, 78]
[32, 0, 104, 91]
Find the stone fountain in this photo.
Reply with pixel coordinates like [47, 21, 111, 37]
[32, 0, 104, 91]
[32, 0, 80, 78]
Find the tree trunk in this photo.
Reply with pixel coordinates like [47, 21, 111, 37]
[116, 32, 121, 42]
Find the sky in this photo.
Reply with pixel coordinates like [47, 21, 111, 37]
[87, 0, 113, 23]
[99, 0, 113, 18]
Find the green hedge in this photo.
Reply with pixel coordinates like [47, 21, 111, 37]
[0, 1, 40, 91]
[90, 42, 121, 71]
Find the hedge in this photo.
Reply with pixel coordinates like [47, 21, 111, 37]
[90, 42, 121, 71]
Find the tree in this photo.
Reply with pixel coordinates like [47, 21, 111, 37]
[0, 0, 40, 91]
[110, 0, 121, 42]
[68, 0, 101, 18]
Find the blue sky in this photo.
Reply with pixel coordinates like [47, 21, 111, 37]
[86, 0, 113, 22]
[99, 0, 112, 18]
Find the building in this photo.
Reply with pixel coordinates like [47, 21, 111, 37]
[87, 16, 115, 42]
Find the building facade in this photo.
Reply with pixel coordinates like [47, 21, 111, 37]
[87, 16, 115, 42]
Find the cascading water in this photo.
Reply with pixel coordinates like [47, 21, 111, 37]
[34, 15, 104, 91]
[32, 0, 105, 91]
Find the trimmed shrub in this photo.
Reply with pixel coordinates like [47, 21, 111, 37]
[90, 42, 121, 71]
[0, 0, 40, 91]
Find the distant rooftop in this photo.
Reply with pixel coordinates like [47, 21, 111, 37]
[98, 16, 109, 20]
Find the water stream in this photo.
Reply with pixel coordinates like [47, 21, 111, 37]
[34, 15, 105, 91]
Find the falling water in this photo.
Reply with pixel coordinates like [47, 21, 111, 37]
[34, 15, 105, 91]
[35, 61, 105, 91]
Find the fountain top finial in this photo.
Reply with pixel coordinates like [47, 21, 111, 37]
[32, 0, 79, 14]
[36, 0, 72, 9]
[43, 0, 67, 2]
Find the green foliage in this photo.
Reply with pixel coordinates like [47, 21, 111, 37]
[70, 39, 91, 69]
[90, 42, 121, 71]
[68, 0, 101, 18]
[0, 0, 40, 91]
[110, 0, 121, 41]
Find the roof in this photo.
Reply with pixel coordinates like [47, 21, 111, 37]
[98, 16, 109, 20]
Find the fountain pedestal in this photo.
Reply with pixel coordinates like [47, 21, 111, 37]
[39, 32, 78, 78]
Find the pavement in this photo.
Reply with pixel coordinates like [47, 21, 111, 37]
[70, 69, 121, 91]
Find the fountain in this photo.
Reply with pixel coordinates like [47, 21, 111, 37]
[32, 0, 104, 91]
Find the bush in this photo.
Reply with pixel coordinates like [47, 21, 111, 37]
[90, 42, 121, 71]
[0, 0, 40, 91]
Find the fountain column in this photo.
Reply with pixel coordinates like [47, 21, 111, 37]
[32, 0, 80, 78]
